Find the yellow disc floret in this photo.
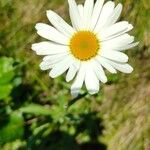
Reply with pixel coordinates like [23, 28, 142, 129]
[69, 31, 100, 61]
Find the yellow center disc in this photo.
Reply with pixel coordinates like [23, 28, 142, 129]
[69, 31, 100, 61]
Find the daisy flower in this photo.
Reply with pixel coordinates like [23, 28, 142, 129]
[32, 0, 138, 96]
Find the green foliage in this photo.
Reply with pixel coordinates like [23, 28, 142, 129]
[0, 0, 150, 150]
[0, 57, 14, 100]
[0, 112, 24, 145]
[20, 104, 52, 116]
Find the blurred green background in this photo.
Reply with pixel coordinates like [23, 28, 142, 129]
[0, 0, 150, 150]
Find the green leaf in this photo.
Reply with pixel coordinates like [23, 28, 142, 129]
[0, 112, 24, 145]
[50, 106, 66, 123]
[12, 77, 22, 87]
[0, 57, 15, 100]
[2, 140, 26, 150]
[0, 84, 13, 100]
[20, 104, 52, 116]
[0, 57, 15, 85]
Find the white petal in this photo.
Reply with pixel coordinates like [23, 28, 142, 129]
[98, 21, 133, 40]
[40, 53, 69, 71]
[116, 42, 139, 51]
[96, 56, 117, 73]
[94, 1, 115, 32]
[104, 3, 122, 27]
[40, 61, 54, 71]
[92, 60, 108, 83]
[46, 10, 75, 37]
[43, 53, 69, 64]
[101, 34, 135, 49]
[83, 0, 94, 29]
[68, 0, 82, 30]
[78, 4, 84, 19]
[90, 0, 104, 30]
[35, 23, 69, 45]
[31, 42, 68, 55]
[66, 60, 80, 82]
[104, 59, 133, 73]
[85, 63, 99, 95]
[49, 56, 72, 78]
[71, 63, 86, 96]
[100, 49, 129, 63]
[43, 53, 68, 61]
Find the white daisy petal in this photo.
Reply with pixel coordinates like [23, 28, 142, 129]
[49, 56, 72, 78]
[31, 42, 68, 55]
[85, 63, 99, 94]
[114, 63, 133, 73]
[40, 62, 53, 71]
[66, 60, 80, 82]
[40, 54, 69, 71]
[101, 34, 135, 49]
[92, 60, 108, 83]
[105, 3, 122, 27]
[100, 49, 129, 63]
[35, 23, 69, 45]
[83, 0, 94, 29]
[40, 59, 61, 71]
[46, 10, 75, 37]
[40, 61, 56, 71]
[94, 1, 115, 32]
[90, 0, 104, 30]
[98, 21, 133, 40]
[68, 0, 82, 30]
[43, 53, 68, 61]
[78, 4, 84, 19]
[96, 56, 117, 73]
[104, 59, 133, 73]
[71, 63, 86, 96]
[116, 42, 139, 51]
[40, 53, 69, 71]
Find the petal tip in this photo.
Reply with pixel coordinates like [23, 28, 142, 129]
[39, 64, 45, 71]
[46, 10, 53, 16]
[128, 24, 133, 31]
[129, 66, 134, 73]
[49, 71, 55, 78]
[71, 86, 80, 97]
[103, 78, 108, 84]
[88, 89, 99, 95]
[35, 23, 40, 30]
[31, 44, 35, 50]
[66, 77, 71, 83]
[124, 65, 134, 74]
[71, 90, 79, 97]
[31, 43, 38, 51]
[117, 3, 123, 10]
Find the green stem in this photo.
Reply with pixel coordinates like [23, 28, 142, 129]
[68, 92, 88, 108]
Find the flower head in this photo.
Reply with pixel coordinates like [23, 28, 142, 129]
[32, 0, 138, 96]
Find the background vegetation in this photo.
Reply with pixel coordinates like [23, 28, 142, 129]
[0, 0, 150, 149]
